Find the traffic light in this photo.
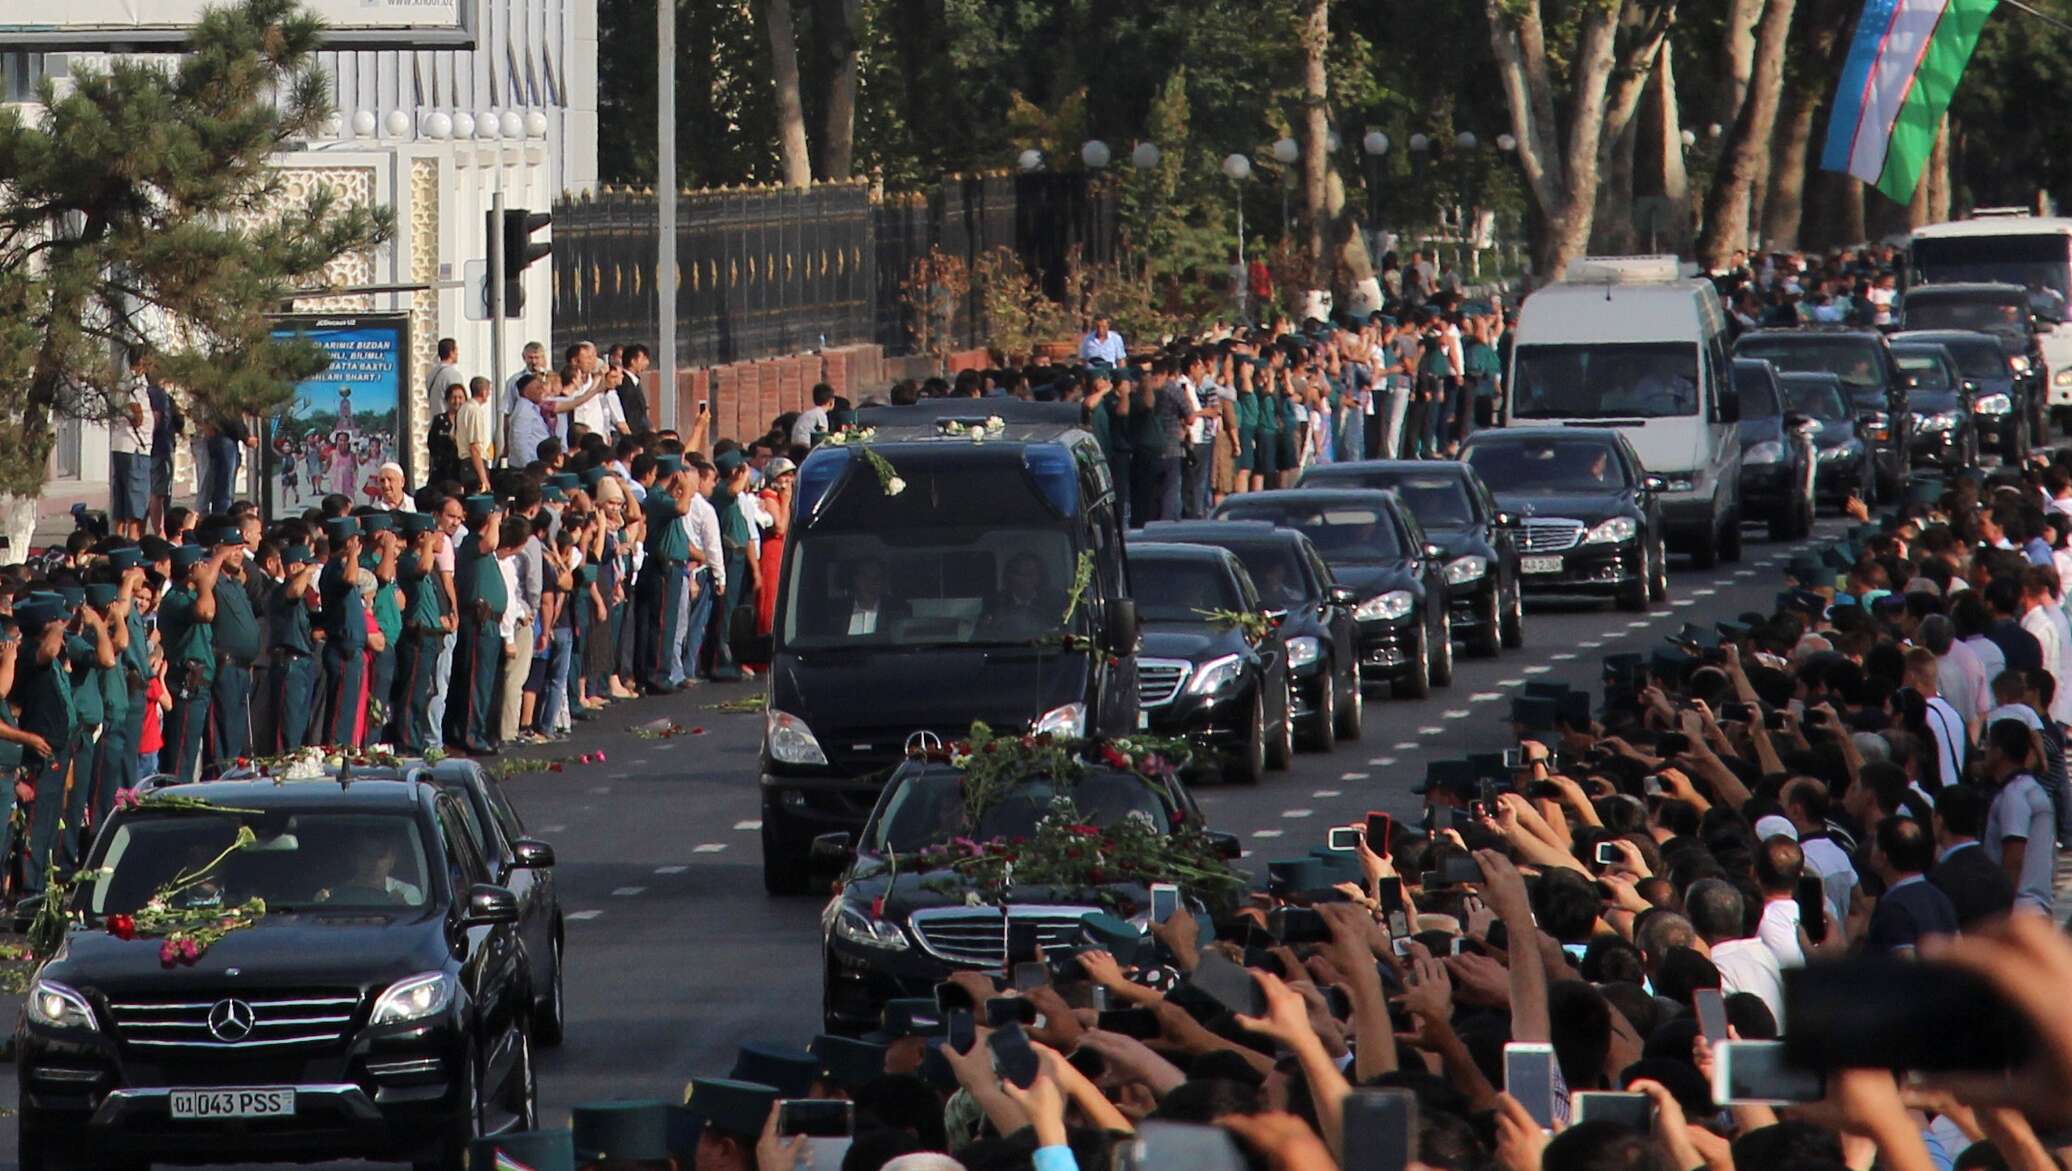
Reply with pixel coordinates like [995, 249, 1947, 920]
[485, 207, 552, 316]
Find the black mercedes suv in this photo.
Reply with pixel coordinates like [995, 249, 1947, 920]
[16, 777, 539, 1171]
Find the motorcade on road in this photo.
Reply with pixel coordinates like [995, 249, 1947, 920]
[1890, 328, 2035, 460]
[1503, 254, 1743, 569]
[1886, 340, 1979, 469]
[1732, 358, 1816, 542]
[1907, 215, 2072, 427]
[761, 400, 1141, 894]
[1731, 327, 1910, 499]
[1459, 426, 1666, 613]
[1776, 372, 1873, 509]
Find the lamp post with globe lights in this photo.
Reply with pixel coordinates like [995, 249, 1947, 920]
[1362, 130, 1390, 231]
[1272, 136, 1300, 238]
[1081, 140, 1111, 170]
[1223, 153, 1253, 317]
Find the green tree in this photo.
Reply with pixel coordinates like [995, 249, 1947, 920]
[0, 0, 390, 504]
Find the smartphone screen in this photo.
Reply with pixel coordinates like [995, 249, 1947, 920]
[935, 981, 975, 1013]
[1097, 1007, 1161, 1040]
[1782, 957, 2032, 1072]
[777, 1099, 855, 1138]
[1326, 826, 1362, 852]
[1570, 1092, 1651, 1132]
[1594, 841, 1620, 866]
[984, 997, 1035, 1028]
[1189, 951, 1266, 1018]
[1715, 1040, 1825, 1104]
[947, 1008, 975, 1055]
[1122, 1122, 1250, 1171]
[1503, 1043, 1561, 1131]
[1149, 883, 1180, 925]
[1376, 877, 1405, 914]
[1268, 906, 1330, 944]
[988, 1023, 1040, 1090]
[1694, 988, 1728, 1044]
[1795, 875, 1828, 943]
[1341, 1088, 1418, 1171]
[1366, 812, 1393, 856]
[1012, 962, 1049, 993]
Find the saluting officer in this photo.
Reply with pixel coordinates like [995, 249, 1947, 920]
[395, 513, 451, 753]
[449, 494, 507, 755]
[0, 615, 55, 883]
[159, 543, 222, 785]
[638, 454, 691, 692]
[104, 547, 152, 813]
[358, 512, 404, 745]
[11, 597, 77, 891]
[267, 545, 323, 750]
[317, 515, 368, 748]
[53, 582, 115, 870]
[77, 580, 129, 853]
[207, 525, 261, 766]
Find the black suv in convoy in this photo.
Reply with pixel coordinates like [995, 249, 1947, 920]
[1213, 488, 1453, 700]
[1890, 328, 2034, 459]
[1733, 328, 1911, 497]
[1459, 427, 1666, 612]
[1896, 281, 2046, 438]
[16, 777, 539, 1171]
[1297, 460, 1524, 656]
[1732, 358, 1816, 541]
[1121, 541, 1293, 785]
[1135, 520, 1364, 749]
[1886, 340, 1979, 468]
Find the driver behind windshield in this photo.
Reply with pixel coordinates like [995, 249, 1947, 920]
[977, 552, 1065, 640]
[1252, 559, 1306, 608]
[315, 829, 422, 906]
[818, 557, 908, 639]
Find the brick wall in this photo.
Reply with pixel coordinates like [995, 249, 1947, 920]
[665, 343, 952, 451]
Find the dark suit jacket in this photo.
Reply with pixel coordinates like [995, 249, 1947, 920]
[618, 373, 651, 435]
[1929, 841, 2016, 928]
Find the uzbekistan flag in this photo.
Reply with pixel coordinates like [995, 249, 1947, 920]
[1820, 0, 1999, 203]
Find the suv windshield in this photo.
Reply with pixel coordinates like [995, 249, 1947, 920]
[1735, 337, 1885, 388]
[1321, 472, 1475, 527]
[1219, 544, 1312, 607]
[1465, 439, 1629, 493]
[1217, 501, 1402, 562]
[1779, 379, 1850, 420]
[1909, 337, 2010, 380]
[1902, 294, 2028, 334]
[871, 771, 1168, 854]
[1912, 235, 2072, 299]
[1892, 352, 1955, 391]
[1131, 557, 1243, 622]
[86, 810, 433, 914]
[782, 528, 1077, 648]
[1511, 342, 1700, 419]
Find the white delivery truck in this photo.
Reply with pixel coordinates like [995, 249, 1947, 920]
[1909, 213, 2072, 431]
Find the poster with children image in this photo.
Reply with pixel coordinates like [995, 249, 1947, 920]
[263, 313, 409, 520]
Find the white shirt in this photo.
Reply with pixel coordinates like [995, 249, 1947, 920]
[1800, 834, 1860, 926]
[503, 368, 539, 423]
[847, 603, 881, 636]
[2021, 604, 2072, 724]
[1923, 694, 1966, 788]
[568, 373, 606, 436]
[1710, 937, 1787, 1029]
[596, 382, 628, 435]
[684, 494, 725, 591]
[1965, 634, 2008, 686]
[1938, 642, 1991, 721]
[113, 373, 153, 456]
[1080, 329, 1127, 366]
[791, 406, 830, 448]
[496, 555, 525, 637]
[508, 399, 555, 468]
[1755, 897, 1805, 969]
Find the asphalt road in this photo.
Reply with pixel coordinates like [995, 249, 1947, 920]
[0, 515, 1852, 1169]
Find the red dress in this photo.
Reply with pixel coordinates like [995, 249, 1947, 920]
[755, 489, 786, 637]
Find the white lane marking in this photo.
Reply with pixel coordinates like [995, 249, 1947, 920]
[1692, 588, 1717, 597]
[568, 910, 603, 921]
[611, 886, 647, 897]
[1551, 653, 1576, 661]
[1735, 570, 1756, 578]
[1579, 640, 1602, 649]
[1393, 741, 1418, 750]
[1372, 756, 1397, 767]
[1340, 771, 1369, 781]
[1314, 789, 1343, 798]
[1252, 829, 1284, 838]
[1418, 725, 1446, 735]
[590, 786, 612, 794]
[1497, 678, 1525, 687]
[1469, 692, 1503, 703]
[1626, 620, 1651, 629]
[540, 824, 567, 834]
[1442, 710, 1471, 719]
[733, 820, 762, 831]
[1282, 808, 1314, 818]
[1672, 599, 1696, 607]
[654, 865, 688, 875]
[694, 843, 728, 853]
[1523, 666, 1551, 675]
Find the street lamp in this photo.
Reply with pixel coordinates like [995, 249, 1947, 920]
[1497, 133, 1517, 153]
[1131, 141, 1161, 170]
[1680, 128, 1698, 148]
[1455, 131, 1477, 151]
[1081, 139, 1111, 169]
[1363, 130, 1390, 157]
[1223, 154, 1253, 317]
[1018, 148, 1044, 172]
[1362, 130, 1389, 228]
[1271, 137, 1300, 165]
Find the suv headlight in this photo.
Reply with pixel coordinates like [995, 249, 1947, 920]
[2010, 355, 2032, 375]
[1744, 440, 1784, 465]
[1032, 703, 1086, 738]
[1975, 392, 2013, 415]
[1285, 636, 1322, 669]
[832, 904, 910, 951]
[27, 980, 97, 1032]
[2053, 368, 2071, 387]
[766, 709, 829, 765]
[1444, 555, 1488, 585]
[1187, 654, 1244, 694]
[370, 972, 456, 1026]
[1914, 410, 1962, 432]
[1353, 591, 1414, 622]
[1582, 517, 1637, 545]
[1816, 441, 1860, 462]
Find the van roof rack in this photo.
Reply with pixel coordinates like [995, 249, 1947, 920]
[1562, 255, 1687, 284]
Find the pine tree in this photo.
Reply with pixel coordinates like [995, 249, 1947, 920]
[0, 0, 391, 504]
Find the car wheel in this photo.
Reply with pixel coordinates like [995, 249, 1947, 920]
[1266, 677, 1295, 771]
[534, 932, 566, 1048]
[1619, 545, 1649, 612]
[1469, 589, 1502, 658]
[18, 1117, 88, 1171]
[1500, 583, 1525, 649]
[1303, 667, 1337, 752]
[761, 824, 811, 896]
[415, 1049, 482, 1171]
[1429, 610, 1455, 687]
[1334, 666, 1364, 740]
[1397, 630, 1432, 700]
[1649, 538, 1669, 602]
[1232, 691, 1267, 785]
[1721, 511, 1743, 562]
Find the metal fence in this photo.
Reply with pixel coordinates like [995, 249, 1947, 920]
[552, 172, 1116, 364]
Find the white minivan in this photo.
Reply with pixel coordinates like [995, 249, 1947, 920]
[1503, 255, 1743, 568]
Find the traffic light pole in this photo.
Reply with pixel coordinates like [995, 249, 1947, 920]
[657, 0, 678, 434]
[490, 186, 507, 431]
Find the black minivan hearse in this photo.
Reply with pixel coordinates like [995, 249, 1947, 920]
[758, 402, 1141, 893]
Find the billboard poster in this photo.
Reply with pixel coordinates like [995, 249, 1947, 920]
[263, 313, 409, 522]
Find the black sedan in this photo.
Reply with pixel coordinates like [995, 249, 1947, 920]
[1137, 520, 1364, 749]
[1458, 427, 1665, 612]
[1733, 358, 1816, 541]
[1733, 328, 1911, 496]
[1896, 282, 2047, 441]
[1213, 488, 1452, 699]
[1123, 541, 1293, 785]
[1891, 328, 2030, 459]
[815, 754, 1236, 1033]
[1778, 372, 1873, 509]
[1889, 340, 1979, 469]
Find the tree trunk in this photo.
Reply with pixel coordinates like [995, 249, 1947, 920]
[1927, 115, 1951, 222]
[813, 0, 860, 179]
[761, 0, 814, 187]
[1762, 84, 1817, 247]
[1545, 4, 1621, 277]
[1722, 0, 1764, 126]
[1698, 0, 1795, 269]
[1299, 0, 1331, 272]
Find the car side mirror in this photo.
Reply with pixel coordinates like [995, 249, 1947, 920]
[510, 838, 556, 869]
[1327, 584, 1357, 607]
[1205, 830, 1243, 860]
[811, 832, 856, 868]
[1103, 599, 1139, 655]
[1422, 543, 1444, 560]
[11, 893, 45, 935]
[464, 883, 521, 926]
[1641, 475, 1667, 493]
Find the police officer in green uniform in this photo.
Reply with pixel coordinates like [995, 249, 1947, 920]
[357, 512, 403, 744]
[267, 546, 322, 751]
[53, 581, 111, 869]
[106, 548, 151, 812]
[9, 598, 75, 891]
[708, 450, 753, 682]
[450, 495, 506, 754]
[395, 513, 451, 753]
[638, 455, 691, 691]
[318, 515, 368, 748]
[0, 615, 55, 879]
[159, 544, 222, 785]
[77, 581, 129, 857]
[207, 525, 261, 767]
